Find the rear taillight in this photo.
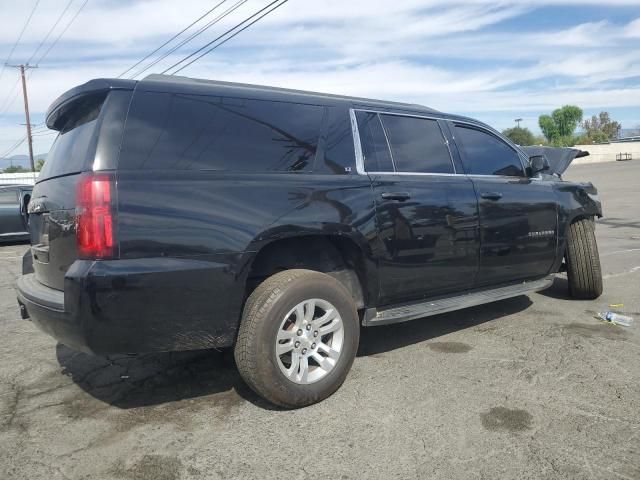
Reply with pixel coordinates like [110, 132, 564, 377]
[76, 173, 116, 259]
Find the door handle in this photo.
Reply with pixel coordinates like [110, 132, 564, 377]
[480, 192, 503, 200]
[381, 192, 411, 201]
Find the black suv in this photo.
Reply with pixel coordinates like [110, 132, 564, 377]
[17, 75, 603, 408]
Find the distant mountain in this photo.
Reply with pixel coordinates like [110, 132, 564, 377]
[0, 153, 47, 171]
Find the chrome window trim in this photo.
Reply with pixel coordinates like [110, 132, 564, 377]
[349, 108, 366, 175]
[378, 114, 398, 172]
[378, 112, 456, 174]
[350, 107, 531, 179]
[365, 171, 460, 177]
[466, 174, 538, 180]
[355, 108, 451, 123]
[351, 108, 457, 176]
[439, 122, 457, 174]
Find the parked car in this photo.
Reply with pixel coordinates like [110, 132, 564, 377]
[17, 75, 603, 408]
[0, 184, 32, 242]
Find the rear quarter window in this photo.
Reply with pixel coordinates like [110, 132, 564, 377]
[319, 107, 356, 175]
[119, 92, 325, 172]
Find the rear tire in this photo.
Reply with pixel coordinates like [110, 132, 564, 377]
[234, 269, 359, 408]
[565, 218, 603, 299]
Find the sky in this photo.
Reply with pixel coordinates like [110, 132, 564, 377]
[1, 0, 639, 159]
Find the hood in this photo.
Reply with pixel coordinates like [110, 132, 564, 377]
[521, 146, 589, 175]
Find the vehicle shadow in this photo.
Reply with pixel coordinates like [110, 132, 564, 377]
[536, 275, 572, 300]
[55, 343, 274, 410]
[597, 217, 640, 230]
[56, 295, 534, 411]
[357, 294, 533, 357]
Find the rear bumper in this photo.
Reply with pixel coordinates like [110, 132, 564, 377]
[17, 256, 244, 355]
[17, 274, 89, 352]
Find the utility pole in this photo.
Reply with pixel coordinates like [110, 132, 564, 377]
[514, 118, 523, 128]
[7, 64, 37, 172]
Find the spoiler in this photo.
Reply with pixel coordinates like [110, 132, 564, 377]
[520, 146, 589, 175]
[46, 78, 136, 130]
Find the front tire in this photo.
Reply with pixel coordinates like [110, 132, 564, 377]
[234, 269, 359, 408]
[566, 218, 603, 299]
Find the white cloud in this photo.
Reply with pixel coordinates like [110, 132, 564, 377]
[623, 17, 640, 37]
[1, 0, 640, 155]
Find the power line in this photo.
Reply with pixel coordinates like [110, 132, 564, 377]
[4, 64, 38, 171]
[33, 0, 90, 66]
[0, 137, 27, 160]
[27, 0, 76, 65]
[127, 0, 247, 79]
[0, 68, 39, 120]
[0, 78, 21, 116]
[0, 1, 84, 162]
[163, 0, 289, 75]
[0, 0, 41, 84]
[118, 0, 228, 79]
[31, 125, 52, 133]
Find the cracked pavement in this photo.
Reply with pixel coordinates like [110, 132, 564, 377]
[1, 160, 639, 479]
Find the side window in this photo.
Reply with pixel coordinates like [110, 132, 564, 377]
[380, 115, 453, 174]
[321, 107, 356, 174]
[0, 190, 17, 205]
[454, 125, 524, 176]
[355, 111, 393, 172]
[119, 92, 324, 172]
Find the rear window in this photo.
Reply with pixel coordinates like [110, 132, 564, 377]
[39, 93, 106, 181]
[119, 92, 324, 172]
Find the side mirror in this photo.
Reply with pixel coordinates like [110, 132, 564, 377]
[529, 155, 550, 175]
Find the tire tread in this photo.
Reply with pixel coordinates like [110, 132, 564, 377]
[234, 269, 358, 408]
[566, 218, 603, 299]
[235, 270, 308, 399]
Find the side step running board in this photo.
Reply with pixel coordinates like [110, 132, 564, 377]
[363, 275, 555, 326]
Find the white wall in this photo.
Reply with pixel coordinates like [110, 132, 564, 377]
[573, 141, 640, 165]
[0, 172, 38, 185]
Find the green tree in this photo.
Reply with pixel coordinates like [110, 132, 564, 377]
[502, 126, 536, 146]
[2, 165, 27, 173]
[539, 105, 583, 145]
[35, 158, 45, 171]
[581, 112, 621, 142]
[539, 115, 559, 142]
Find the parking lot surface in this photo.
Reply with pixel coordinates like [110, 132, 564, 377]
[1, 161, 639, 480]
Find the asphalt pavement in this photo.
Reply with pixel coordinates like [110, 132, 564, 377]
[1, 160, 638, 479]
